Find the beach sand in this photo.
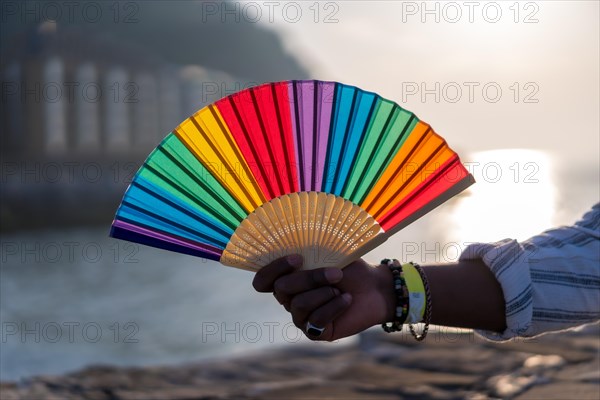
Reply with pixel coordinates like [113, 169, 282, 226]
[2, 323, 598, 399]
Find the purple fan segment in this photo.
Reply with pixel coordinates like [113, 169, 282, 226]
[111, 220, 222, 260]
[289, 80, 335, 191]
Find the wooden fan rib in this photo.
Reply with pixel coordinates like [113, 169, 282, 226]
[315, 193, 336, 252]
[312, 192, 329, 255]
[226, 227, 272, 262]
[323, 199, 353, 251]
[254, 203, 290, 256]
[306, 192, 317, 260]
[329, 212, 372, 255]
[300, 193, 309, 252]
[220, 248, 263, 271]
[291, 194, 308, 255]
[268, 196, 290, 255]
[289, 192, 303, 252]
[227, 217, 276, 261]
[234, 219, 274, 254]
[274, 195, 296, 252]
[305, 192, 318, 261]
[324, 200, 356, 251]
[226, 233, 266, 259]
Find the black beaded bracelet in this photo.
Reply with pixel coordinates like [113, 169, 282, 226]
[381, 259, 410, 333]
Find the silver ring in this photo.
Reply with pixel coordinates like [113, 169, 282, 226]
[305, 321, 326, 337]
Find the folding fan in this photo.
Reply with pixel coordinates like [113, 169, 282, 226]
[110, 80, 474, 271]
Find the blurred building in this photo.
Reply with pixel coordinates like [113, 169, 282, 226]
[0, 23, 253, 231]
[1, 22, 250, 158]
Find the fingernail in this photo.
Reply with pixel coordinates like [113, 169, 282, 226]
[286, 254, 303, 268]
[324, 268, 343, 283]
[341, 293, 352, 303]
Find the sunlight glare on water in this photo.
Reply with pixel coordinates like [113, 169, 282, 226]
[448, 149, 556, 244]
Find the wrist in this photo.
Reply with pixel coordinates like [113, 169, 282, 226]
[375, 263, 396, 324]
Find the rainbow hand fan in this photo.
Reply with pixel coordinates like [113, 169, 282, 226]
[110, 80, 474, 271]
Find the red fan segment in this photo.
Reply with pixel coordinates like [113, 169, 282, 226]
[215, 82, 298, 200]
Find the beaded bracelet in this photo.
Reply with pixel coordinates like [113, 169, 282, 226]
[381, 259, 432, 341]
[407, 262, 432, 341]
[381, 259, 410, 333]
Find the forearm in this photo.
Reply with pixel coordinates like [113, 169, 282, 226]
[423, 259, 507, 332]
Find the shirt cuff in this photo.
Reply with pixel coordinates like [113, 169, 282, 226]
[459, 239, 534, 341]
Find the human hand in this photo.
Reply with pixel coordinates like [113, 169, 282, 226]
[252, 255, 396, 341]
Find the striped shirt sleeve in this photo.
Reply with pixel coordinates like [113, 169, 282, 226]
[459, 203, 600, 341]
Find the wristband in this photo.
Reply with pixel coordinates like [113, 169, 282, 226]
[403, 262, 426, 323]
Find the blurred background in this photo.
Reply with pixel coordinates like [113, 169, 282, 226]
[1, 0, 598, 391]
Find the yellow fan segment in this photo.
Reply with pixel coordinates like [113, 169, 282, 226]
[175, 107, 266, 213]
[221, 192, 382, 270]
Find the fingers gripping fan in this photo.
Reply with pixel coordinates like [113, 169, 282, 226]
[110, 80, 474, 271]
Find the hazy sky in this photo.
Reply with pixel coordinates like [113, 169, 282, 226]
[250, 1, 599, 166]
[243, 0, 599, 242]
